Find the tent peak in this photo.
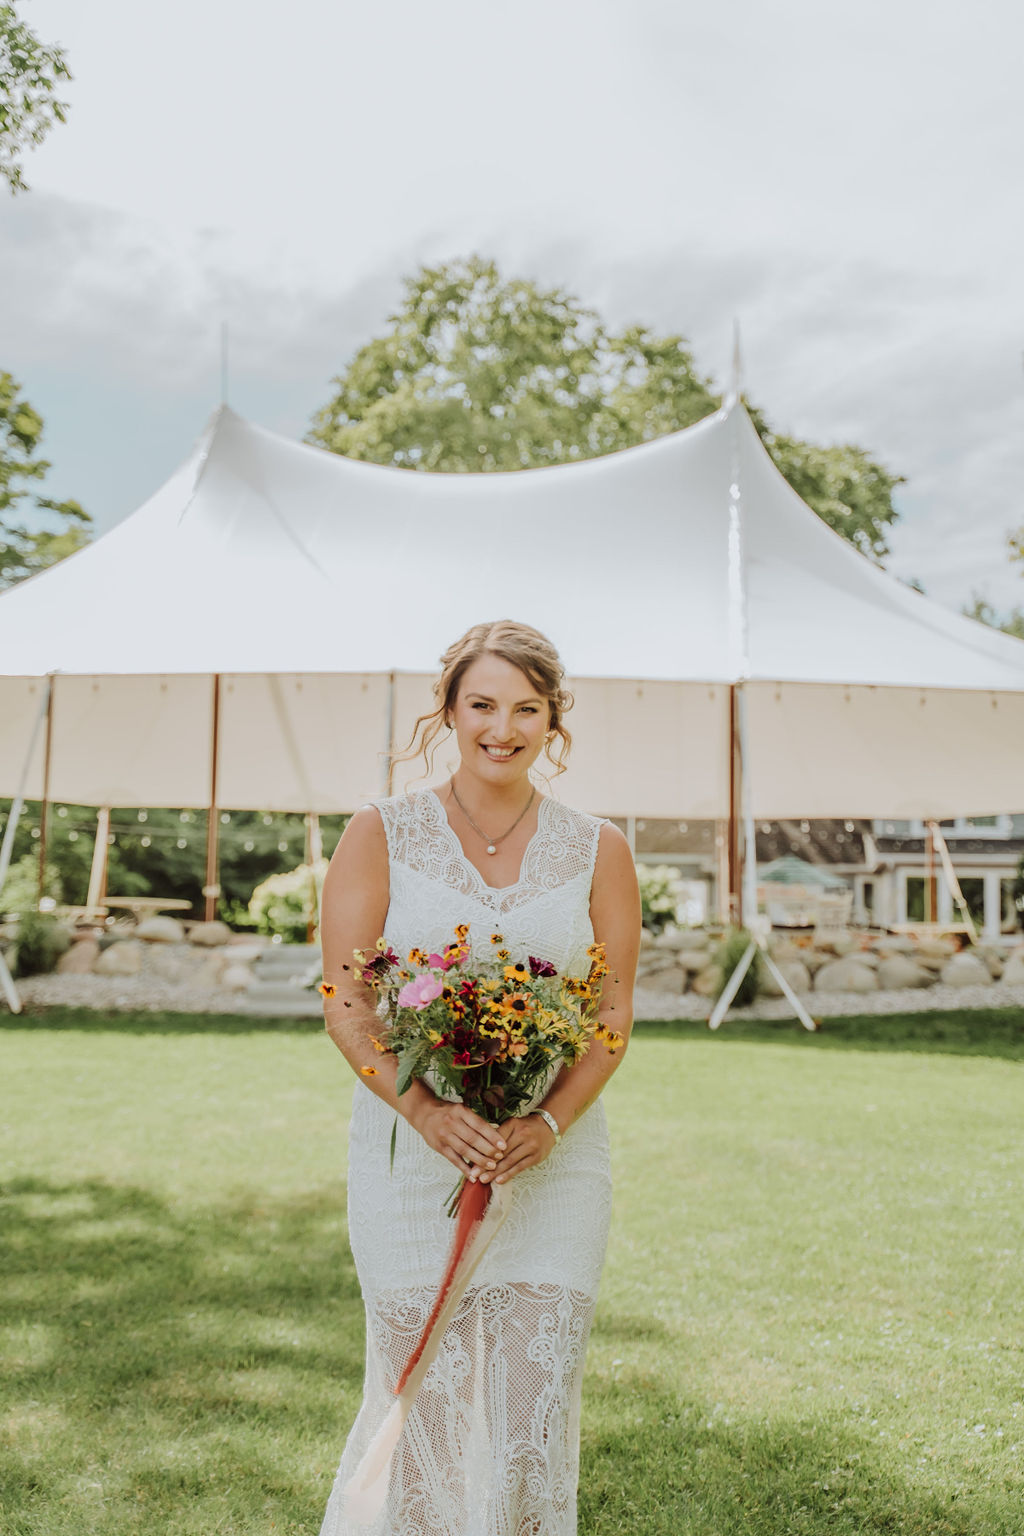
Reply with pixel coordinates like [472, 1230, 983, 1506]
[724, 318, 744, 410]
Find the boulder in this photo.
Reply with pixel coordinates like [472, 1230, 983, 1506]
[690, 965, 723, 998]
[222, 941, 263, 964]
[194, 952, 232, 987]
[760, 959, 812, 998]
[1001, 949, 1024, 986]
[917, 936, 958, 960]
[220, 963, 252, 992]
[675, 929, 712, 952]
[877, 955, 934, 990]
[877, 937, 917, 957]
[57, 937, 100, 974]
[188, 921, 232, 947]
[677, 948, 712, 974]
[94, 939, 145, 976]
[814, 957, 878, 994]
[135, 915, 186, 944]
[646, 965, 690, 994]
[147, 947, 195, 985]
[940, 952, 992, 988]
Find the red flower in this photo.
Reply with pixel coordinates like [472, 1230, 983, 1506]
[453, 1050, 472, 1066]
[528, 956, 557, 978]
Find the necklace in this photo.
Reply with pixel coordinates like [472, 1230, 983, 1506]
[448, 779, 536, 855]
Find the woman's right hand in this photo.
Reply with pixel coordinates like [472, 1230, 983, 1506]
[409, 1095, 507, 1180]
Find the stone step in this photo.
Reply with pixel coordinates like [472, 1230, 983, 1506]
[236, 981, 324, 1016]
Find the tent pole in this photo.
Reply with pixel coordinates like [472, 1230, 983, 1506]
[36, 674, 55, 902]
[384, 671, 396, 796]
[925, 822, 936, 922]
[926, 819, 978, 943]
[86, 807, 111, 913]
[727, 685, 740, 924]
[305, 811, 323, 943]
[0, 676, 54, 1015]
[203, 674, 222, 923]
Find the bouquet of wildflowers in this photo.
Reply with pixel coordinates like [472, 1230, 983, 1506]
[329, 924, 623, 1137]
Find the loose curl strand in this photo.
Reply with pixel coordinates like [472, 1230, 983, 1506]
[393, 620, 574, 784]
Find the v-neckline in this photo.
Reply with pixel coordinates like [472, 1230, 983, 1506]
[428, 787, 548, 895]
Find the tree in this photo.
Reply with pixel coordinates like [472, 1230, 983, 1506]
[0, 2, 71, 193]
[309, 257, 903, 561]
[962, 594, 1024, 643]
[0, 372, 91, 588]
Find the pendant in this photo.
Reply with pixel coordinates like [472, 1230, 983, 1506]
[486, 844, 497, 855]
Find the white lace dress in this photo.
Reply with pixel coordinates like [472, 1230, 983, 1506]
[319, 788, 613, 1536]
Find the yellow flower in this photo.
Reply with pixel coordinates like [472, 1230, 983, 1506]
[408, 948, 429, 967]
[498, 993, 532, 1019]
[496, 949, 511, 962]
[586, 943, 606, 960]
[604, 1031, 625, 1054]
[454, 923, 470, 940]
[369, 1035, 389, 1054]
[318, 981, 337, 998]
[490, 933, 504, 945]
[360, 1065, 379, 1076]
[504, 962, 530, 983]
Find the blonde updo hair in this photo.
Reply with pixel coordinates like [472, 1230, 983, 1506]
[399, 620, 574, 779]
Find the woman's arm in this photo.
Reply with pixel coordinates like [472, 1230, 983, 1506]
[320, 806, 507, 1178]
[486, 821, 642, 1184]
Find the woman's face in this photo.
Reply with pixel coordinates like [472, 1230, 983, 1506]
[449, 654, 551, 785]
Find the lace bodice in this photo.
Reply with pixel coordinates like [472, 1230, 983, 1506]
[374, 788, 606, 977]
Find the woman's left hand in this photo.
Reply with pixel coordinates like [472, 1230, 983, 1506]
[482, 1113, 558, 1184]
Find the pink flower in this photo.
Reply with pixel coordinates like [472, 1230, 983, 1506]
[397, 974, 444, 1010]
[428, 942, 469, 971]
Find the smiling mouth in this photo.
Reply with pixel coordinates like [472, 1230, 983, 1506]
[482, 745, 520, 760]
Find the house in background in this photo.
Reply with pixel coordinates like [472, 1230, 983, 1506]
[615, 814, 1024, 938]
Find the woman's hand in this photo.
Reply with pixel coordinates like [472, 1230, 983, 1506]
[483, 1113, 558, 1185]
[409, 1096, 507, 1179]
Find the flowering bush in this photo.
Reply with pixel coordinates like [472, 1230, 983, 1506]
[248, 858, 327, 943]
[635, 862, 688, 933]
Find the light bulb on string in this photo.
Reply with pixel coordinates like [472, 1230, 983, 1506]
[176, 838, 188, 849]
[137, 810, 148, 822]
[68, 830, 78, 842]
[220, 812, 231, 824]
[141, 836, 151, 848]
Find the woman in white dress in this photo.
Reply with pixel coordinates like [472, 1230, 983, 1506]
[318, 620, 641, 1536]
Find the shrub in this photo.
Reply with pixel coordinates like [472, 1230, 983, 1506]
[11, 909, 71, 977]
[248, 859, 327, 944]
[0, 853, 62, 919]
[635, 862, 687, 933]
[713, 926, 762, 1006]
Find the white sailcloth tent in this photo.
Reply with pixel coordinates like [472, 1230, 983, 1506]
[2, 394, 1024, 831]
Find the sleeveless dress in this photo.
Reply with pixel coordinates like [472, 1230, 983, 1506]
[318, 788, 613, 1536]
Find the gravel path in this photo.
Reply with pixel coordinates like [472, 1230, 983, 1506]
[6, 970, 1023, 1022]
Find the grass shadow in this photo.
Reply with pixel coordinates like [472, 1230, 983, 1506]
[579, 1371, 1019, 1535]
[0, 1174, 362, 1532]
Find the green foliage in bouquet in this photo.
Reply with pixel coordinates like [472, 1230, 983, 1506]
[248, 859, 327, 944]
[714, 926, 762, 1007]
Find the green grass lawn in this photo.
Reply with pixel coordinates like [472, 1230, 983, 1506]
[2, 1007, 1022, 1535]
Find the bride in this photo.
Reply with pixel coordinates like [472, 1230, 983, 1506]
[317, 619, 641, 1536]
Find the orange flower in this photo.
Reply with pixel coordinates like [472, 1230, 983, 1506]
[318, 982, 337, 998]
[504, 962, 530, 983]
[360, 1065, 379, 1077]
[490, 933, 504, 945]
[369, 1035, 389, 1054]
[454, 923, 470, 940]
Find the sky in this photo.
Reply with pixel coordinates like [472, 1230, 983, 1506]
[4, 0, 1024, 612]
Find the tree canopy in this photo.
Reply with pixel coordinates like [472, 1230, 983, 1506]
[309, 257, 904, 562]
[0, 2, 71, 193]
[0, 372, 91, 588]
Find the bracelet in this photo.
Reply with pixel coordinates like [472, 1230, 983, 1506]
[535, 1108, 561, 1145]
